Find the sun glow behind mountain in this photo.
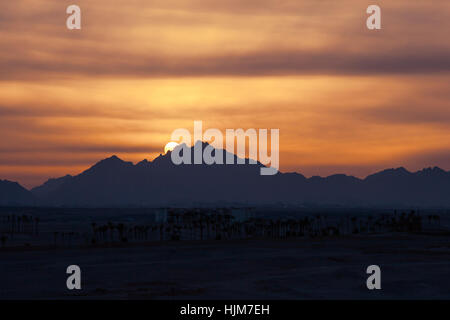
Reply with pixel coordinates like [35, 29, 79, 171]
[164, 142, 179, 154]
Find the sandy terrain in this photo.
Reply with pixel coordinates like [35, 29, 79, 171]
[1, 233, 450, 299]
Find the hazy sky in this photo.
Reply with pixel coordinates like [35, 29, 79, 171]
[1, 0, 450, 188]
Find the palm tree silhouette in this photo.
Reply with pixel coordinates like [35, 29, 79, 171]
[0, 234, 7, 248]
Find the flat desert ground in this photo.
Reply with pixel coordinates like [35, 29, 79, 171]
[1, 233, 450, 299]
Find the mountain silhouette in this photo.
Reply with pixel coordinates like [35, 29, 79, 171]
[0, 180, 34, 206]
[0, 142, 449, 207]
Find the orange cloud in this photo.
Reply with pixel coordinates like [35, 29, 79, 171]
[0, 0, 449, 188]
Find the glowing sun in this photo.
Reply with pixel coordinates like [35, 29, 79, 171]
[164, 141, 179, 154]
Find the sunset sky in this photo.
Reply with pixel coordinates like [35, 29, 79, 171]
[1, 0, 450, 188]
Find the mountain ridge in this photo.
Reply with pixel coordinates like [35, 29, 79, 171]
[0, 179, 35, 206]
[0, 143, 449, 207]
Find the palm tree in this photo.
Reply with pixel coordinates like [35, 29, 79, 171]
[351, 216, 358, 234]
[205, 215, 211, 240]
[17, 216, 22, 234]
[91, 222, 97, 242]
[107, 221, 114, 242]
[53, 232, 58, 247]
[0, 234, 7, 248]
[34, 217, 40, 236]
[159, 224, 164, 241]
[434, 215, 441, 227]
[199, 220, 204, 240]
[117, 223, 125, 242]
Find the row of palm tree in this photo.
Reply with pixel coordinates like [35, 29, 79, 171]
[0, 214, 40, 236]
[0, 209, 441, 248]
[84, 209, 429, 245]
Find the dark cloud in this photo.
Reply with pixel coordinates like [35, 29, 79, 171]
[0, 144, 160, 154]
[358, 105, 450, 127]
[2, 48, 450, 81]
[0, 103, 166, 120]
[1, 1, 450, 80]
[0, 157, 97, 167]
